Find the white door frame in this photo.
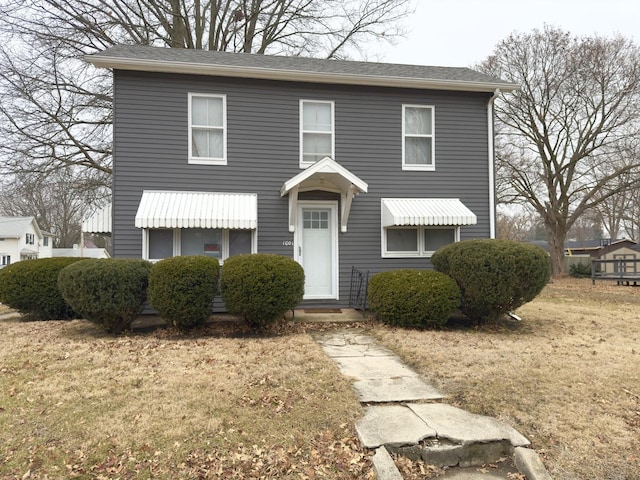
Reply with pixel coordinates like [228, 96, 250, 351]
[295, 200, 339, 300]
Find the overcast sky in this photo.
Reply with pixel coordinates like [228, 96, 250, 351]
[375, 0, 639, 67]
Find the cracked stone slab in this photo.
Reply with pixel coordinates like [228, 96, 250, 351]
[356, 405, 436, 448]
[408, 403, 530, 447]
[311, 330, 372, 346]
[353, 376, 445, 403]
[332, 355, 421, 380]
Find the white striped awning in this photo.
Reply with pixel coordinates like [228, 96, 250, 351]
[82, 204, 112, 234]
[135, 191, 257, 229]
[381, 198, 477, 227]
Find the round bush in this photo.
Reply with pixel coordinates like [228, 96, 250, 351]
[0, 257, 84, 320]
[431, 239, 550, 322]
[148, 255, 220, 329]
[220, 254, 304, 328]
[367, 269, 460, 328]
[57, 258, 152, 334]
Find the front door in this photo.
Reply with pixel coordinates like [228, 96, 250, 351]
[296, 202, 338, 299]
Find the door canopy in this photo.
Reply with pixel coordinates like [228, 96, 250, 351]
[281, 157, 368, 233]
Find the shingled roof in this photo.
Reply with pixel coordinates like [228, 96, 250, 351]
[86, 44, 517, 93]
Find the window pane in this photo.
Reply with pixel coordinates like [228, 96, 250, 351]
[303, 132, 331, 163]
[424, 228, 455, 252]
[405, 137, 432, 165]
[303, 102, 331, 131]
[192, 128, 223, 158]
[192, 96, 223, 127]
[405, 107, 432, 135]
[181, 228, 222, 258]
[387, 228, 418, 252]
[229, 230, 252, 257]
[149, 229, 173, 259]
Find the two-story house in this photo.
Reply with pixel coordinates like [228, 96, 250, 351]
[0, 217, 54, 267]
[86, 45, 516, 307]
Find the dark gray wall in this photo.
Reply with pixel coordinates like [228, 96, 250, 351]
[113, 70, 492, 306]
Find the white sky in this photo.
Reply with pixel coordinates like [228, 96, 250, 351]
[376, 0, 639, 67]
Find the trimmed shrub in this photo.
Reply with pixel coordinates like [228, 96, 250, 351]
[569, 262, 592, 278]
[367, 269, 460, 328]
[57, 258, 152, 334]
[431, 239, 550, 322]
[221, 254, 304, 328]
[148, 255, 220, 329]
[0, 257, 84, 320]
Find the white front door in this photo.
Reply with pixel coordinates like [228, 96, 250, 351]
[296, 202, 338, 299]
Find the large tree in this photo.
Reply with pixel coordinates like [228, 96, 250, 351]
[480, 26, 640, 275]
[0, 0, 412, 185]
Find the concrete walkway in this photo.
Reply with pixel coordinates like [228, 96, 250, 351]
[312, 329, 552, 480]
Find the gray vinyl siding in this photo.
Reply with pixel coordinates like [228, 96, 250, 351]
[113, 70, 492, 306]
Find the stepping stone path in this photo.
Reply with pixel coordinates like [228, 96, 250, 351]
[312, 329, 552, 480]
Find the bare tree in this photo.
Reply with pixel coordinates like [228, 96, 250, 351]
[0, 0, 412, 191]
[480, 26, 640, 275]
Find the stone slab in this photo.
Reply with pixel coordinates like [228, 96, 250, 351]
[353, 376, 445, 402]
[333, 355, 420, 380]
[372, 447, 403, 480]
[356, 405, 436, 448]
[319, 343, 396, 358]
[408, 404, 530, 447]
[514, 447, 553, 480]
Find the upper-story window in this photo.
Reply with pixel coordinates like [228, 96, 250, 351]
[189, 93, 227, 165]
[300, 100, 334, 168]
[402, 105, 435, 171]
[25, 233, 35, 245]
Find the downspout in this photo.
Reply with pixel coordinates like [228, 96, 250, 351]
[487, 88, 501, 239]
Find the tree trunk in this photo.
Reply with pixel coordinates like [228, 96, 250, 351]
[547, 227, 567, 276]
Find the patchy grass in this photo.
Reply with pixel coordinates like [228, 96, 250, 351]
[371, 277, 640, 480]
[0, 319, 372, 479]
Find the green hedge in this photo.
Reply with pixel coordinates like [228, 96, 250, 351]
[220, 254, 304, 328]
[367, 269, 460, 328]
[0, 257, 84, 320]
[57, 258, 152, 334]
[148, 255, 220, 329]
[431, 239, 550, 322]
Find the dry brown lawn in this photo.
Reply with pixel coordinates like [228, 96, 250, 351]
[0, 317, 372, 479]
[1, 278, 639, 479]
[371, 277, 640, 480]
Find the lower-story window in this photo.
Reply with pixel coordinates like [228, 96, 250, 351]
[0, 255, 10, 266]
[383, 226, 458, 258]
[145, 228, 254, 262]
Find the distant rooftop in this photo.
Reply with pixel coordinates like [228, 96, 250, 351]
[86, 44, 518, 93]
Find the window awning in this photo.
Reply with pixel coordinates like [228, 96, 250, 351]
[382, 198, 477, 227]
[135, 191, 257, 229]
[83, 204, 112, 234]
[280, 157, 367, 233]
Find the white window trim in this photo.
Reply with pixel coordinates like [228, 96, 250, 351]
[188, 92, 227, 165]
[142, 228, 256, 263]
[299, 99, 335, 169]
[402, 104, 435, 171]
[381, 225, 459, 258]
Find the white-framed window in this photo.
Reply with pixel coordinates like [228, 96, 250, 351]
[382, 226, 458, 258]
[188, 93, 227, 165]
[144, 228, 254, 262]
[300, 100, 334, 167]
[43, 237, 49, 247]
[402, 105, 435, 171]
[25, 233, 35, 245]
[0, 255, 10, 266]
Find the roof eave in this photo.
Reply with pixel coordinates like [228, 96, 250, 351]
[85, 55, 519, 93]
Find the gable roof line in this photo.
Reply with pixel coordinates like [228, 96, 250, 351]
[86, 46, 518, 93]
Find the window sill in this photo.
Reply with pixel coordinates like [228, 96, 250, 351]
[402, 164, 435, 172]
[188, 158, 227, 166]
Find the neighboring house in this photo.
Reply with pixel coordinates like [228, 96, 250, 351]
[86, 45, 517, 307]
[0, 217, 53, 267]
[566, 239, 639, 274]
